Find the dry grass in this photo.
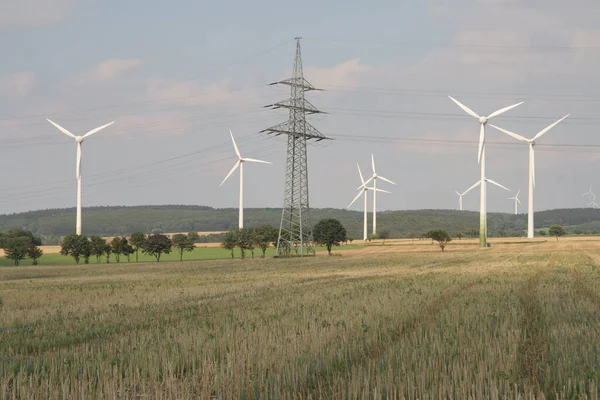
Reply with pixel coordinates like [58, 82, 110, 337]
[1, 240, 600, 398]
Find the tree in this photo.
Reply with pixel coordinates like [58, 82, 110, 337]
[428, 230, 452, 252]
[90, 236, 107, 263]
[548, 224, 566, 241]
[537, 230, 548, 237]
[122, 240, 134, 262]
[4, 237, 31, 266]
[172, 233, 196, 261]
[129, 232, 146, 262]
[236, 228, 255, 259]
[111, 237, 124, 263]
[378, 228, 390, 244]
[0, 228, 42, 249]
[253, 224, 278, 257]
[60, 234, 91, 264]
[313, 218, 347, 255]
[104, 243, 112, 263]
[26, 245, 43, 265]
[221, 230, 237, 258]
[348, 237, 354, 244]
[456, 232, 463, 241]
[142, 234, 172, 262]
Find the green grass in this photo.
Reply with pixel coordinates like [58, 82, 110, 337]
[1, 246, 599, 398]
[0, 244, 365, 266]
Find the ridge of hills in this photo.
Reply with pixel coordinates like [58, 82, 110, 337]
[2, 205, 600, 241]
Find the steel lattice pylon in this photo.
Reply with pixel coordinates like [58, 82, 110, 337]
[260, 38, 330, 257]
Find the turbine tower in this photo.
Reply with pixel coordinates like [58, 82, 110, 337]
[260, 38, 330, 256]
[362, 154, 395, 236]
[455, 180, 481, 211]
[347, 164, 390, 241]
[509, 190, 521, 215]
[448, 96, 523, 248]
[490, 114, 569, 238]
[220, 129, 272, 229]
[47, 119, 114, 235]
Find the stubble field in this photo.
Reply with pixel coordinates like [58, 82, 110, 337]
[1, 238, 600, 398]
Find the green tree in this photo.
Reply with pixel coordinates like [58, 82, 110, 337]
[221, 230, 237, 258]
[428, 230, 452, 252]
[253, 224, 278, 257]
[313, 218, 347, 255]
[4, 237, 31, 266]
[111, 237, 124, 263]
[236, 228, 255, 259]
[378, 228, 390, 244]
[0, 228, 42, 248]
[89, 236, 107, 263]
[26, 245, 43, 265]
[172, 233, 196, 261]
[456, 232, 463, 241]
[129, 232, 146, 262]
[548, 224, 566, 241]
[60, 234, 91, 264]
[142, 234, 172, 262]
[104, 243, 112, 263]
[122, 239, 134, 262]
[348, 237, 354, 244]
[537, 230, 548, 237]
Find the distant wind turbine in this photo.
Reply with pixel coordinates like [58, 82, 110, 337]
[220, 129, 272, 229]
[583, 185, 594, 207]
[361, 154, 395, 236]
[508, 190, 521, 215]
[490, 114, 569, 238]
[448, 96, 523, 247]
[347, 164, 390, 241]
[455, 180, 481, 211]
[47, 119, 114, 235]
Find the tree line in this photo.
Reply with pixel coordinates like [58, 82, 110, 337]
[59, 232, 200, 264]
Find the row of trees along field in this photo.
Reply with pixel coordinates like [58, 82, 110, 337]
[0, 228, 44, 265]
[221, 219, 348, 258]
[60, 232, 200, 264]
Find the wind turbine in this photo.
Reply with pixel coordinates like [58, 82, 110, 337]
[220, 129, 272, 229]
[448, 96, 523, 248]
[583, 185, 594, 206]
[47, 119, 114, 235]
[490, 114, 569, 239]
[508, 190, 521, 215]
[347, 164, 390, 241]
[361, 154, 396, 236]
[455, 180, 481, 211]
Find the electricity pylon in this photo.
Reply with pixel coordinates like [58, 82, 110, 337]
[261, 37, 330, 256]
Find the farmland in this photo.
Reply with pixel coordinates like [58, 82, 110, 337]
[2, 238, 600, 398]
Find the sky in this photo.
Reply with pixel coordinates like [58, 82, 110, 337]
[1, 0, 600, 215]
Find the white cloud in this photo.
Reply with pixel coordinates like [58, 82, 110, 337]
[0, 72, 35, 96]
[304, 58, 372, 88]
[0, 0, 77, 28]
[145, 77, 253, 107]
[70, 59, 144, 86]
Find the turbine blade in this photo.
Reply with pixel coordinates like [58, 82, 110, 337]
[530, 144, 535, 188]
[47, 119, 76, 138]
[242, 158, 272, 164]
[486, 178, 511, 192]
[83, 121, 114, 138]
[371, 154, 376, 175]
[488, 124, 528, 141]
[462, 180, 481, 195]
[220, 160, 241, 186]
[448, 96, 479, 118]
[368, 187, 391, 194]
[487, 101, 524, 119]
[357, 164, 365, 185]
[229, 129, 241, 158]
[516, 189, 520, 197]
[359, 176, 374, 190]
[478, 124, 485, 163]
[76, 142, 82, 179]
[532, 114, 570, 141]
[377, 176, 396, 185]
[517, 198, 522, 204]
[455, 190, 461, 196]
[347, 190, 363, 208]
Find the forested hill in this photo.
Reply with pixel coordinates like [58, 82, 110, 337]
[2, 205, 600, 240]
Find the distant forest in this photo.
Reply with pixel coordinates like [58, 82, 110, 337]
[2, 205, 600, 243]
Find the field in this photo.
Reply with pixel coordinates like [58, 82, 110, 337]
[2, 238, 600, 398]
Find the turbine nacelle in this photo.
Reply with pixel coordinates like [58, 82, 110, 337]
[76, 136, 84, 143]
[479, 116, 488, 125]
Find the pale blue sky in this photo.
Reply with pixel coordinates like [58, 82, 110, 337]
[1, 0, 600, 215]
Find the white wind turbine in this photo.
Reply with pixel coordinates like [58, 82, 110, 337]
[347, 163, 390, 241]
[490, 115, 569, 239]
[455, 180, 481, 211]
[582, 185, 594, 207]
[220, 129, 272, 229]
[508, 190, 521, 215]
[47, 119, 114, 235]
[448, 96, 523, 248]
[361, 154, 396, 236]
